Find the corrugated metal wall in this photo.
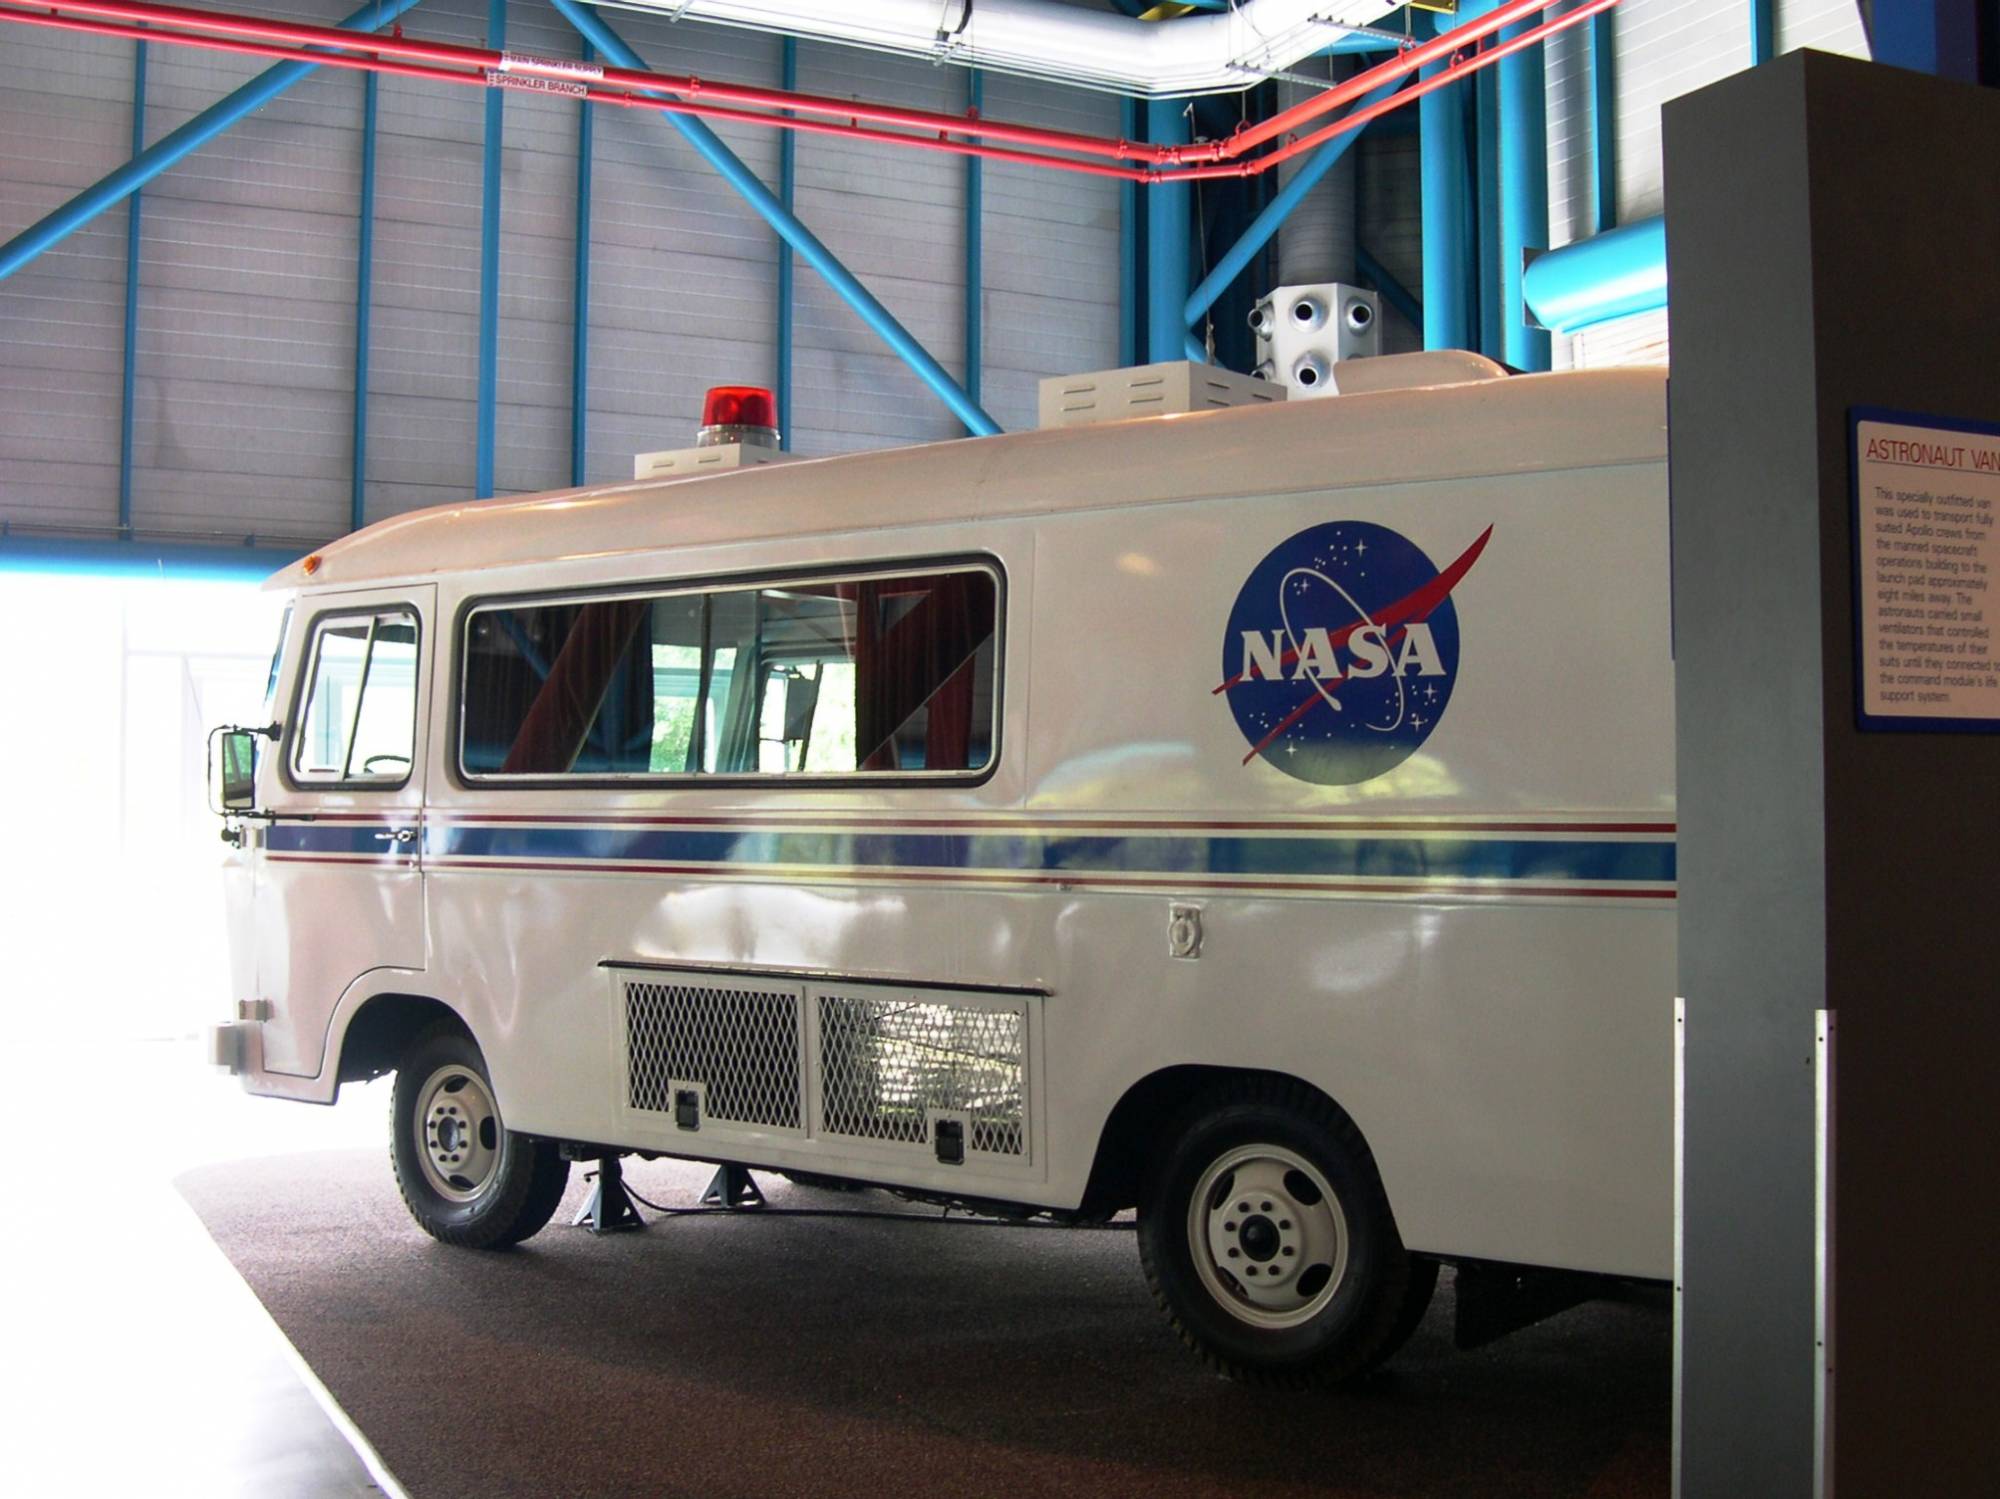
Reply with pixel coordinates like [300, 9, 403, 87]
[2, 0, 1884, 543]
[1550, 0, 1871, 369]
[0, 30, 146, 536]
[0, 0, 1121, 545]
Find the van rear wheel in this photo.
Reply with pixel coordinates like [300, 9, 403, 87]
[390, 1023, 568, 1249]
[1137, 1078, 1417, 1386]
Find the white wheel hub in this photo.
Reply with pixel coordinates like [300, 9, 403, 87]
[415, 1064, 502, 1203]
[1187, 1143, 1349, 1329]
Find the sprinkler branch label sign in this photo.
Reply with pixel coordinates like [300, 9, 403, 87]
[1854, 411, 2000, 731]
[1218, 520, 1491, 784]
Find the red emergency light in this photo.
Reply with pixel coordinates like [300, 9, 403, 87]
[697, 385, 780, 449]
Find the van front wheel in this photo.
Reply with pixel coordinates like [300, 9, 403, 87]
[1137, 1079, 1417, 1386]
[390, 1023, 569, 1249]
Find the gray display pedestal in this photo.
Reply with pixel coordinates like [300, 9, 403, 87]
[1666, 51, 2000, 1499]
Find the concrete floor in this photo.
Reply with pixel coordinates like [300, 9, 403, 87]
[0, 1038, 400, 1498]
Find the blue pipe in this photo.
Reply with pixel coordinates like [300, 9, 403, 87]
[1145, 98, 1189, 362]
[1521, 214, 1666, 336]
[550, 0, 999, 436]
[571, 42, 594, 485]
[352, 72, 378, 532]
[1118, 96, 1139, 367]
[118, 41, 147, 540]
[0, 0, 424, 282]
[1591, 10, 1617, 234]
[475, 0, 505, 500]
[1751, 0, 1776, 65]
[964, 68, 983, 426]
[1355, 243, 1421, 329]
[1418, 48, 1472, 351]
[1498, 18, 1551, 371]
[1182, 331, 1208, 365]
[776, 37, 796, 450]
[0, 536, 300, 582]
[1181, 79, 1404, 330]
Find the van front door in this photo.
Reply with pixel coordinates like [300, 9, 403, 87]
[258, 587, 434, 1077]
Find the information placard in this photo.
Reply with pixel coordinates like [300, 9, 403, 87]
[1852, 409, 2000, 732]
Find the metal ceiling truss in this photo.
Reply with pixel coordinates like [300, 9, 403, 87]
[0, 0, 1623, 571]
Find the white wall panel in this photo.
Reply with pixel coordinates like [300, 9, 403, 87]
[133, 1, 366, 541]
[789, 42, 965, 455]
[7, 4, 1121, 541]
[0, 31, 135, 533]
[579, 9, 781, 479]
[980, 70, 1121, 435]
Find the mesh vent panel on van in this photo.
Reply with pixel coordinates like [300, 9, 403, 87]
[817, 994, 1024, 1155]
[625, 981, 802, 1131]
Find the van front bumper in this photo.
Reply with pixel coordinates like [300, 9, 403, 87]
[208, 1021, 252, 1074]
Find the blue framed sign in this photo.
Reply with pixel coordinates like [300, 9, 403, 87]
[1851, 407, 2000, 734]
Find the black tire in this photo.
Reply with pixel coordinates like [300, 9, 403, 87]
[390, 1022, 569, 1249]
[1137, 1076, 1417, 1387]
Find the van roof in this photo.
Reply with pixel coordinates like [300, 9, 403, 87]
[273, 362, 1666, 592]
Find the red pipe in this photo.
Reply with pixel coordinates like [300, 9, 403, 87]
[0, 0, 1617, 185]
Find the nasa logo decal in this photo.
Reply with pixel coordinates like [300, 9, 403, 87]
[1217, 520, 1493, 785]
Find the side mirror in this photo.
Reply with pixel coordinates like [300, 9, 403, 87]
[209, 724, 277, 816]
[222, 731, 258, 809]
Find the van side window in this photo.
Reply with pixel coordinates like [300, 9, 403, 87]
[291, 609, 421, 783]
[461, 567, 997, 780]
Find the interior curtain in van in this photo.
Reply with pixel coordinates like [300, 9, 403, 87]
[497, 598, 652, 774]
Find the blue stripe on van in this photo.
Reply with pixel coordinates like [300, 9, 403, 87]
[268, 824, 401, 857]
[408, 824, 1676, 885]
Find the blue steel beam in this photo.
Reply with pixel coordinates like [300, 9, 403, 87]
[776, 37, 795, 449]
[475, 0, 504, 500]
[118, 41, 147, 540]
[963, 68, 983, 427]
[1183, 79, 1404, 330]
[352, 72, 378, 532]
[1497, 16, 1551, 371]
[1145, 97, 1189, 361]
[1118, 96, 1139, 366]
[0, 0, 426, 282]
[1419, 42, 1473, 351]
[1591, 9, 1617, 233]
[571, 41, 594, 485]
[550, 0, 1000, 436]
[1474, 67, 1501, 360]
[1751, 0, 1777, 65]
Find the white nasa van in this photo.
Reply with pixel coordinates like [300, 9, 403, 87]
[210, 351, 1675, 1385]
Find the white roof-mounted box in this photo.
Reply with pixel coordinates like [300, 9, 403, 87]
[633, 444, 804, 482]
[1037, 360, 1285, 430]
